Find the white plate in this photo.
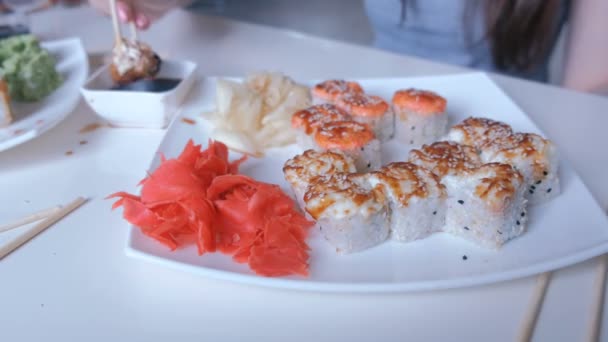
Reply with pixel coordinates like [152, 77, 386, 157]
[125, 72, 608, 292]
[0, 38, 88, 152]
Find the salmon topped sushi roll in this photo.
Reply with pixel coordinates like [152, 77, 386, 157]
[446, 117, 513, 151]
[291, 104, 350, 150]
[442, 163, 528, 249]
[314, 120, 382, 172]
[311, 79, 364, 105]
[304, 172, 389, 253]
[392, 89, 447, 145]
[336, 92, 394, 142]
[408, 141, 482, 179]
[368, 162, 447, 242]
[480, 133, 559, 205]
[283, 149, 357, 211]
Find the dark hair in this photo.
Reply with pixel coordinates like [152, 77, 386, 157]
[483, 0, 560, 71]
[400, 0, 562, 72]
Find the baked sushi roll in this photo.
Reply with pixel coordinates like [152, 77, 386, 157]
[311, 79, 364, 105]
[480, 133, 560, 205]
[392, 89, 447, 145]
[368, 162, 447, 242]
[304, 173, 389, 253]
[442, 163, 528, 249]
[110, 39, 161, 85]
[336, 92, 394, 142]
[313, 120, 382, 172]
[283, 149, 357, 211]
[291, 104, 350, 150]
[408, 141, 482, 179]
[445, 117, 513, 151]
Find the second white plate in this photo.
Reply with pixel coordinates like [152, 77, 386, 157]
[125, 72, 608, 292]
[0, 38, 88, 152]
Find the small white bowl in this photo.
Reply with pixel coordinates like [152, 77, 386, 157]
[80, 59, 197, 129]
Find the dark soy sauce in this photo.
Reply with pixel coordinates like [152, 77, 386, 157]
[110, 78, 181, 92]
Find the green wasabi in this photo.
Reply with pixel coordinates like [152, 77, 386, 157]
[0, 35, 62, 102]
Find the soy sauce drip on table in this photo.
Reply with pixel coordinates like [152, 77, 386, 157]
[110, 78, 181, 92]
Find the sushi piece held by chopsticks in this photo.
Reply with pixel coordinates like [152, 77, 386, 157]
[107, 0, 161, 85]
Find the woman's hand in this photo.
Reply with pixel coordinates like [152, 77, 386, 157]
[88, 0, 192, 30]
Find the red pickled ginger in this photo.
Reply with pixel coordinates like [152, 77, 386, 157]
[108, 139, 313, 277]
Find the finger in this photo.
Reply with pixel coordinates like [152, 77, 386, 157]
[116, 1, 134, 23]
[135, 13, 151, 30]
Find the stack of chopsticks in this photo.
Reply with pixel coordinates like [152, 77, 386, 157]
[518, 256, 608, 341]
[0, 197, 87, 259]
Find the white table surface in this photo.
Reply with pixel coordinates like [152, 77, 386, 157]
[1, 7, 608, 341]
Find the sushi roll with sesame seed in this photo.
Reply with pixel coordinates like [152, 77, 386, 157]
[313, 120, 382, 172]
[445, 117, 513, 152]
[442, 163, 528, 249]
[480, 132, 560, 205]
[283, 149, 357, 212]
[368, 162, 447, 242]
[304, 173, 389, 253]
[408, 141, 482, 180]
[336, 92, 394, 142]
[311, 79, 364, 105]
[392, 89, 448, 145]
[291, 104, 351, 150]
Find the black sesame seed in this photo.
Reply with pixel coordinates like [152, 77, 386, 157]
[464, 226, 470, 230]
[529, 190, 534, 194]
[547, 188, 552, 193]
[530, 185, 536, 190]
[433, 211, 437, 215]
[462, 255, 468, 260]
[521, 212, 525, 217]
[367, 163, 371, 168]
[409, 140, 414, 144]
[536, 180, 542, 185]
[458, 200, 464, 205]
[360, 147, 364, 151]
[497, 230, 503, 235]
[411, 126, 416, 130]
[543, 171, 548, 176]
[516, 220, 520, 226]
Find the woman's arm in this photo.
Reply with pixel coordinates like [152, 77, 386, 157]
[561, 0, 608, 95]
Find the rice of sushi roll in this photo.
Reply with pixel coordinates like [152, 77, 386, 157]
[368, 162, 447, 242]
[445, 117, 513, 151]
[283, 149, 357, 211]
[480, 133, 560, 205]
[392, 89, 447, 145]
[313, 120, 382, 172]
[335, 92, 394, 142]
[442, 163, 528, 249]
[291, 104, 350, 150]
[304, 172, 389, 253]
[408, 141, 482, 179]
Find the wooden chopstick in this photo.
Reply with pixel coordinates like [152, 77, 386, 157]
[517, 272, 552, 342]
[130, 22, 138, 41]
[108, 0, 123, 47]
[587, 254, 608, 342]
[0, 197, 87, 260]
[0, 205, 61, 233]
